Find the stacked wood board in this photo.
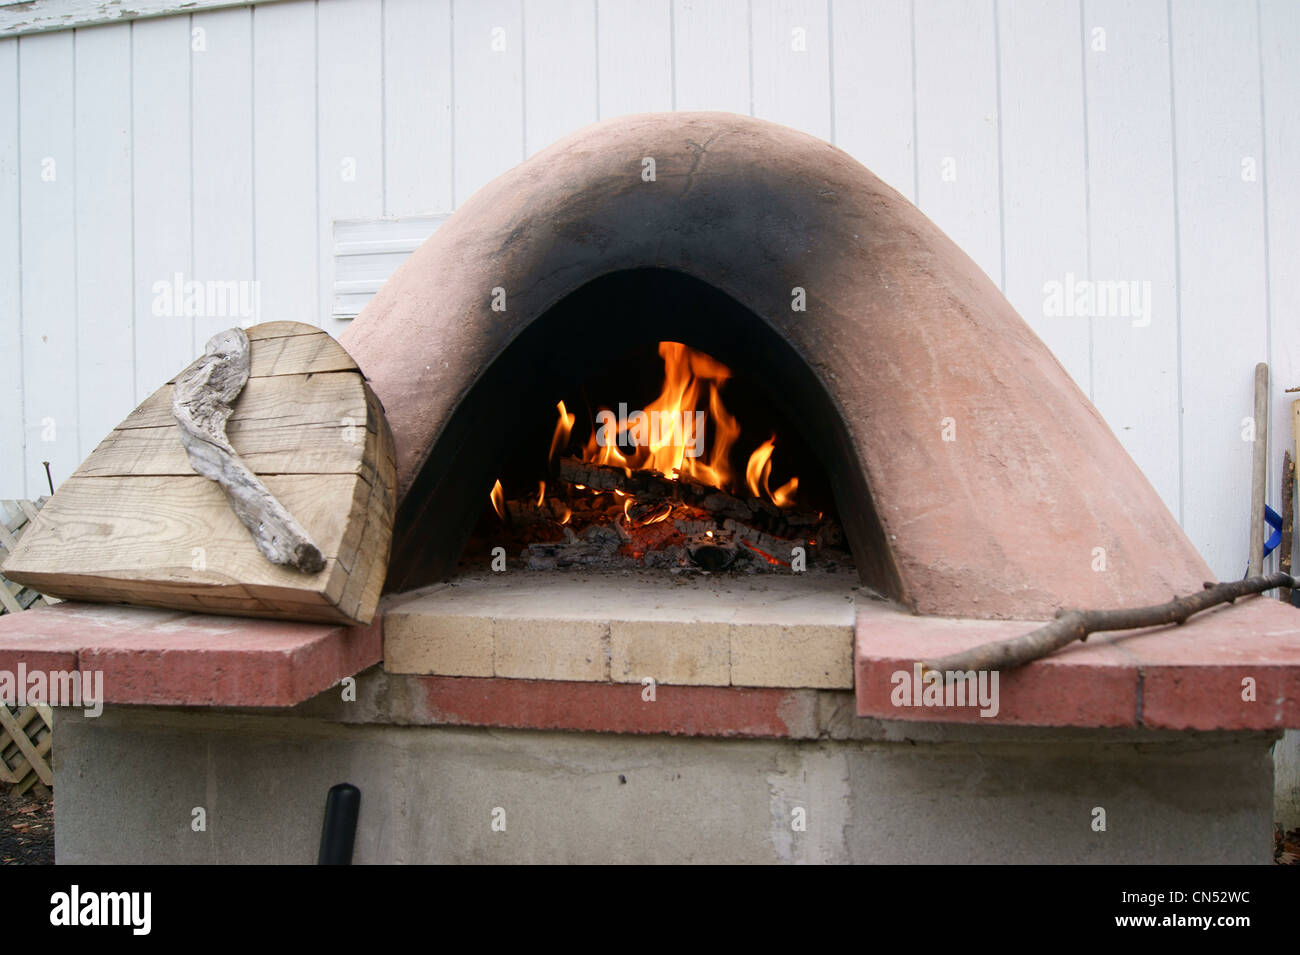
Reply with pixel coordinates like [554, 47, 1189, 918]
[0, 322, 395, 625]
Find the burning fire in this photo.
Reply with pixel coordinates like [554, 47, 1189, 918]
[490, 479, 506, 520]
[745, 436, 799, 508]
[550, 342, 798, 508]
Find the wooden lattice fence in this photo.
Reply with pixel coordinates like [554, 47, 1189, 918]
[0, 499, 56, 794]
[0, 704, 52, 795]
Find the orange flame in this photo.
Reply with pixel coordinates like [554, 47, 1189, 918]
[557, 342, 798, 504]
[745, 435, 798, 508]
[746, 436, 776, 499]
[490, 479, 506, 520]
[550, 401, 576, 463]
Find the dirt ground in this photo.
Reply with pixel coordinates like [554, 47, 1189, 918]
[0, 785, 54, 865]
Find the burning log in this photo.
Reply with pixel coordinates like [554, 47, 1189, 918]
[480, 456, 847, 573]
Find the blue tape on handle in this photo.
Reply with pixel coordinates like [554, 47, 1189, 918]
[1242, 505, 1285, 580]
[1264, 505, 1283, 556]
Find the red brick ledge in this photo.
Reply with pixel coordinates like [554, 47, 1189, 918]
[0, 602, 380, 707]
[411, 675, 816, 738]
[856, 596, 1300, 730]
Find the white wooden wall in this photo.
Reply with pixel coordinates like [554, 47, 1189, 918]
[1, 0, 1297, 584]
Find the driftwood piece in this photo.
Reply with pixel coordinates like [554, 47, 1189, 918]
[172, 327, 325, 574]
[922, 572, 1299, 675]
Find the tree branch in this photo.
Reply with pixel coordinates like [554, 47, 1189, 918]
[921, 572, 1298, 675]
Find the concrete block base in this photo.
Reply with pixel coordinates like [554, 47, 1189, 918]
[53, 686, 1278, 864]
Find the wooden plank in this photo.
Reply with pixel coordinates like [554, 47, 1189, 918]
[253, 0, 318, 326]
[597, 0, 672, 117]
[751, 0, 831, 141]
[116, 370, 368, 433]
[454, 0, 524, 206]
[1261, 0, 1300, 576]
[1171, 0, 1268, 579]
[383, 0, 453, 215]
[997, 0, 1090, 394]
[2, 326, 395, 623]
[19, 30, 78, 500]
[830, 0, 914, 201]
[6, 473, 355, 585]
[0, 39, 22, 501]
[132, 16, 193, 400]
[193, 5, 257, 345]
[523, 0, 597, 157]
[318, 0, 384, 338]
[913, 0, 1002, 288]
[74, 23, 135, 467]
[673, 0, 750, 113]
[1086, 0, 1181, 520]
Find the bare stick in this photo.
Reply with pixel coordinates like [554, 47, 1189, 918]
[921, 572, 1297, 675]
[1249, 362, 1269, 577]
[172, 328, 325, 574]
[1282, 451, 1294, 602]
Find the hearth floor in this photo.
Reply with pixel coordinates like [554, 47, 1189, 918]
[381, 568, 871, 689]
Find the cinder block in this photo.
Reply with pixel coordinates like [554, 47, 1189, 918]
[730, 623, 853, 689]
[384, 613, 494, 677]
[494, 618, 607, 682]
[610, 620, 730, 686]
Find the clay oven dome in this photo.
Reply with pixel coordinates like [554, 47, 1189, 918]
[340, 111, 1211, 620]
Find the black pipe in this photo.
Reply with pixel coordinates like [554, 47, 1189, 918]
[318, 783, 361, 865]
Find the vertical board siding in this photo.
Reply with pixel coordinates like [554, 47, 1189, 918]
[1171, 0, 1268, 580]
[0, 0, 1293, 578]
[830, 0, 914, 202]
[452, 0, 523, 206]
[74, 25, 134, 462]
[997, 0, 1090, 397]
[913, 0, 1002, 289]
[192, 6, 256, 346]
[673, 0, 750, 113]
[596, 0, 673, 117]
[252, 0, 317, 328]
[131, 16, 193, 401]
[750, 0, 831, 142]
[1085, 0, 1181, 521]
[524, 0, 598, 157]
[19, 30, 76, 497]
[317, 0, 384, 340]
[383, 0, 453, 215]
[0, 38, 23, 495]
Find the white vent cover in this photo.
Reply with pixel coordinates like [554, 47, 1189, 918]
[331, 215, 447, 320]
